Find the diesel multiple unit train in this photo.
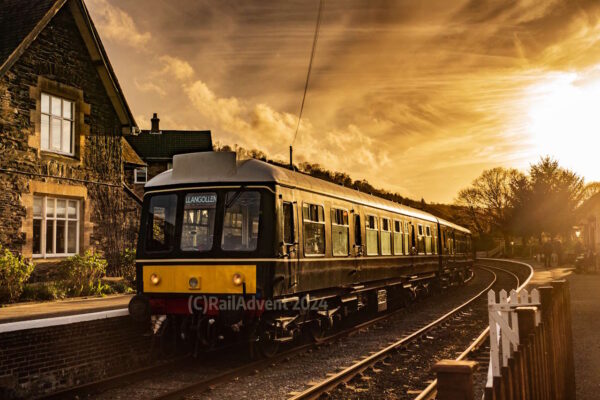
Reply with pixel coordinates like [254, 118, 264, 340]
[129, 151, 474, 356]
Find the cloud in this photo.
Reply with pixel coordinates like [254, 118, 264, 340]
[86, 0, 151, 49]
[159, 56, 195, 81]
[134, 78, 166, 96]
[184, 79, 392, 190]
[90, 0, 600, 201]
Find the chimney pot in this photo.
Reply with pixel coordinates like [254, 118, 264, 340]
[151, 113, 160, 133]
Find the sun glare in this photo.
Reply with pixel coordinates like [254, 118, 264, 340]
[527, 71, 600, 181]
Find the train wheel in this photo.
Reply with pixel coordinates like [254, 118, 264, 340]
[308, 319, 328, 342]
[257, 328, 280, 358]
[248, 322, 280, 359]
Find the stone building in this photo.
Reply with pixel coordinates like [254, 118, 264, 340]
[0, 0, 143, 268]
[125, 113, 212, 197]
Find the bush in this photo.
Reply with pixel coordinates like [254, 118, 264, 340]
[60, 251, 107, 296]
[118, 248, 136, 285]
[20, 282, 66, 302]
[101, 278, 134, 294]
[0, 246, 34, 304]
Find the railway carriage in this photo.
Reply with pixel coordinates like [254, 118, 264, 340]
[129, 151, 473, 355]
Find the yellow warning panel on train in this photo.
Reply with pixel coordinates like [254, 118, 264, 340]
[142, 265, 256, 294]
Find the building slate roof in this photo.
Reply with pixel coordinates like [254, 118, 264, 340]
[125, 130, 213, 161]
[0, 0, 137, 129]
[0, 0, 57, 67]
[121, 137, 146, 167]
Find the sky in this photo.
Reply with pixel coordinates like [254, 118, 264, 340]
[86, 0, 600, 203]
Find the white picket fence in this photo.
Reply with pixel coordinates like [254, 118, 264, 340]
[486, 288, 540, 387]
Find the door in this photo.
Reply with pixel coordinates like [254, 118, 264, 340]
[353, 214, 363, 282]
[282, 201, 299, 289]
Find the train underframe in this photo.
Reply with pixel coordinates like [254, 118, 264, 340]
[136, 265, 471, 358]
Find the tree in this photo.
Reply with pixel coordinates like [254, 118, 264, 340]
[456, 167, 524, 240]
[525, 157, 584, 238]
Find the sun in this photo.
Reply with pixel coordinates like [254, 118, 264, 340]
[526, 70, 600, 181]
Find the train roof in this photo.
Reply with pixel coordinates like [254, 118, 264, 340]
[146, 152, 471, 234]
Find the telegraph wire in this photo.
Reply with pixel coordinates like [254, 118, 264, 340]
[291, 0, 324, 157]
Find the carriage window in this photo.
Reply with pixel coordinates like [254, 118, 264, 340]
[181, 192, 217, 252]
[145, 194, 177, 252]
[425, 225, 432, 254]
[222, 191, 261, 251]
[303, 203, 325, 255]
[366, 215, 379, 255]
[283, 202, 294, 245]
[331, 208, 349, 256]
[381, 218, 391, 255]
[393, 220, 403, 255]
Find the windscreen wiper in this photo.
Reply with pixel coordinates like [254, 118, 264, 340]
[225, 186, 245, 209]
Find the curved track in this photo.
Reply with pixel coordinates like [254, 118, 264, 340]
[414, 259, 534, 400]
[287, 266, 499, 400]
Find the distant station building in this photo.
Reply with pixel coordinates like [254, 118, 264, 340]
[0, 0, 144, 263]
[125, 113, 212, 196]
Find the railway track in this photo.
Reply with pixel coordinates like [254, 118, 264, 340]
[39, 265, 508, 400]
[414, 260, 534, 400]
[288, 261, 533, 400]
[415, 265, 533, 400]
[145, 272, 477, 400]
[40, 297, 425, 400]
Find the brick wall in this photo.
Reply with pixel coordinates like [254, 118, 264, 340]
[0, 5, 138, 259]
[0, 317, 152, 399]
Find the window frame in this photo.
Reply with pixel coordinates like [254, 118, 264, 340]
[404, 221, 411, 254]
[302, 202, 326, 257]
[144, 193, 178, 254]
[40, 92, 75, 156]
[365, 214, 379, 256]
[221, 190, 262, 252]
[33, 196, 80, 259]
[393, 219, 403, 255]
[180, 192, 218, 253]
[134, 167, 148, 184]
[330, 207, 350, 257]
[380, 217, 392, 255]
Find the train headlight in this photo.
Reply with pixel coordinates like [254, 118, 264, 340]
[232, 273, 244, 286]
[189, 277, 199, 289]
[150, 273, 160, 285]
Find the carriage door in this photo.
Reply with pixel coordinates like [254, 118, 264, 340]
[282, 201, 299, 289]
[353, 214, 363, 282]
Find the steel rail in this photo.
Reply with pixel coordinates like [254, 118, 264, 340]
[413, 259, 535, 400]
[147, 290, 435, 400]
[287, 266, 498, 400]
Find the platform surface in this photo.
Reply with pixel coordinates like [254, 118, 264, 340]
[0, 294, 132, 324]
[567, 272, 600, 399]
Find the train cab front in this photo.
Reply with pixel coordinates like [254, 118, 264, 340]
[128, 185, 276, 351]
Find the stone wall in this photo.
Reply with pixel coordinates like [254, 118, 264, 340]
[0, 5, 138, 261]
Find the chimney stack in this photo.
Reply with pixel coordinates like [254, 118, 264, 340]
[150, 113, 160, 134]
